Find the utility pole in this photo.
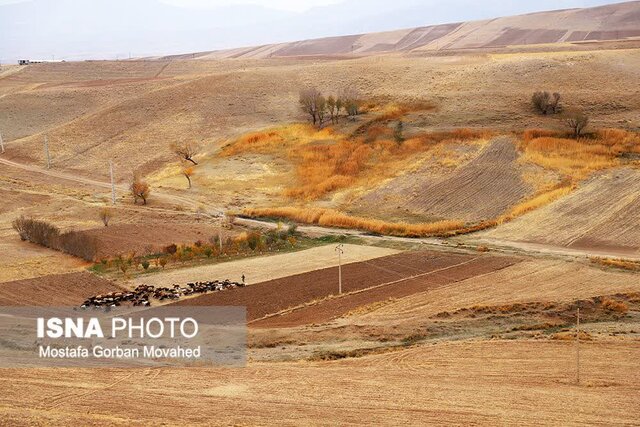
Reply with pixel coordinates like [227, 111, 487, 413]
[576, 307, 581, 385]
[43, 135, 51, 169]
[0, 131, 5, 154]
[218, 214, 224, 253]
[109, 160, 116, 205]
[335, 244, 344, 294]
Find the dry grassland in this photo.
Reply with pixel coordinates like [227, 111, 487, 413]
[1, 340, 637, 426]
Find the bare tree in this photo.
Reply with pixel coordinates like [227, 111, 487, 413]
[326, 95, 337, 124]
[566, 111, 589, 138]
[299, 88, 323, 125]
[183, 166, 194, 189]
[335, 96, 343, 123]
[316, 95, 327, 127]
[131, 176, 150, 205]
[532, 91, 562, 115]
[172, 141, 199, 165]
[339, 86, 361, 118]
[99, 207, 112, 227]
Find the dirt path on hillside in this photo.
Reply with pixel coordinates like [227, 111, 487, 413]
[2, 157, 639, 263]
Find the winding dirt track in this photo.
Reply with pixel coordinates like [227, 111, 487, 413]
[0, 157, 222, 216]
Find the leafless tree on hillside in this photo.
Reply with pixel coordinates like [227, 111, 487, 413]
[172, 141, 199, 165]
[326, 95, 338, 124]
[532, 91, 562, 115]
[316, 95, 327, 126]
[299, 88, 324, 125]
[566, 111, 589, 139]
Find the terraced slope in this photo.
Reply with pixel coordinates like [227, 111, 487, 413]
[480, 168, 640, 255]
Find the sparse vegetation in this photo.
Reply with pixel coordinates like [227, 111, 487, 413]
[590, 257, 640, 271]
[565, 111, 589, 139]
[131, 176, 150, 205]
[99, 207, 112, 227]
[531, 91, 562, 115]
[172, 141, 199, 165]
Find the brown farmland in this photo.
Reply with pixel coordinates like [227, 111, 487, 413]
[173, 251, 520, 323]
[0, 271, 123, 306]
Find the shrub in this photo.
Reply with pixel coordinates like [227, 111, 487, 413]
[532, 91, 561, 115]
[131, 177, 150, 205]
[99, 207, 112, 227]
[601, 298, 629, 314]
[141, 260, 150, 270]
[163, 243, 178, 254]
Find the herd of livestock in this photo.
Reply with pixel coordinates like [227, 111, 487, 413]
[80, 280, 246, 308]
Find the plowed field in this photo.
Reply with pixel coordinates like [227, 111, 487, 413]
[173, 251, 520, 324]
[481, 168, 640, 255]
[0, 271, 124, 306]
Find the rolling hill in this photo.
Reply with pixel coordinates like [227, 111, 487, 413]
[191, 1, 640, 59]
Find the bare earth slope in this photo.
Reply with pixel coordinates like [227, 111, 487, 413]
[195, 1, 640, 58]
[355, 137, 532, 222]
[480, 168, 640, 255]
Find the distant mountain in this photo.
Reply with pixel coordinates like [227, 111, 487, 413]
[0, 0, 638, 62]
[198, 1, 640, 59]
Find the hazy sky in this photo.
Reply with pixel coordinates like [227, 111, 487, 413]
[0, 0, 634, 62]
[159, 0, 344, 12]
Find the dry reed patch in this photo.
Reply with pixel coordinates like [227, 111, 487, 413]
[221, 123, 336, 156]
[243, 207, 464, 237]
[590, 257, 640, 272]
[222, 118, 495, 201]
[520, 129, 640, 181]
[498, 184, 574, 222]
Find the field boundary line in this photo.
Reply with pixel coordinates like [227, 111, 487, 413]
[248, 255, 483, 324]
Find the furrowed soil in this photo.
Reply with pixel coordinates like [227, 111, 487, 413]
[172, 251, 519, 322]
[479, 168, 640, 255]
[0, 271, 123, 306]
[354, 137, 532, 222]
[252, 254, 518, 327]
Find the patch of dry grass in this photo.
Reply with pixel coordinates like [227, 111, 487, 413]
[520, 129, 640, 181]
[243, 207, 465, 237]
[590, 257, 640, 272]
[223, 108, 493, 200]
[499, 184, 574, 222]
